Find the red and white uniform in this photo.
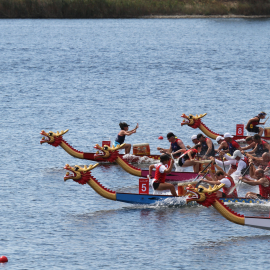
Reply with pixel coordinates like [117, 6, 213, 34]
[215, 155, 248, 175]
[220, 176, 238, 198]
[153, 163, 167, 184]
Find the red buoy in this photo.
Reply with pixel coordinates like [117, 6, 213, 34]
[158, 136, 163, 140]
[0, 256, 8, 263]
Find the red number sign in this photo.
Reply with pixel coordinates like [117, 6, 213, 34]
[236, 124, 244, 136]
[102, 141, 111, 147]
[139, 178, 149, 194]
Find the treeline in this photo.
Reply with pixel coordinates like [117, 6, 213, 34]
[0, 0, 270, 18]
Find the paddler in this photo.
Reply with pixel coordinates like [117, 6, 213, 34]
[245, 111, 267, 136]
[186, 135, 199, 150]
[245, 152, 270, 172]
[149, 154, 178, 196]
[240, 161, 270, 199]
[215, 136, 229, 153]
[223, 132, 242, 156]
[241, 136, 256, 151]
[157, 132, 186, 158]
[248, 134, 270, 157]
[113, 122, 139, 154]
[199, 157, 238, 198]
[197, 134, 215, 158]
[213, 150, 248, 176]
[177, 144, 202, 173]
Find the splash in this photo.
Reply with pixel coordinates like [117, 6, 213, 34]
[123, 154, 159, 164]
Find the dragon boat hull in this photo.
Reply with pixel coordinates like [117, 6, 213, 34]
[115, 193, 270, 205]
[84, 152, 161, 162]
[181, 113, 270, 141]
[143, 171, 200, 183]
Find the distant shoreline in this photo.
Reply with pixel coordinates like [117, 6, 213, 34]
[1, 0, 270, 19]
[142, 15, 270, 19]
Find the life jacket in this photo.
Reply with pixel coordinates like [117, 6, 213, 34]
[222, 176, 238, 198]
[249, 116, 260, 129]
[228, 140, 239, 156]
[154, 164, 166, 184]
[115, 133, 125, 144]
[259, 176, 270, 199]
[182, 149, 198, 161]
[255, 140, 269, 156]
[200, 138, 215, 156]
[231, 157, 249, 173]
[171, 139, 183, 157]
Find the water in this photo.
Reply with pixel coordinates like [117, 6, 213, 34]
[1, 18, 270, 269]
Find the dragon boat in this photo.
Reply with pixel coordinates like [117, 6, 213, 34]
[181, 113, 270, 141]
[40, 129, 161, 163]
[93, 143, 210, 183]
[63, 163, 270, 206]
[186, 184, 270, 230]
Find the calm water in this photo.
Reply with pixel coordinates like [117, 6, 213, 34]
[1, 18, 270, 269]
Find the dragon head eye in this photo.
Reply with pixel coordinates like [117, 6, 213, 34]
[48, 132, 53, 136]
[104, 146, 108, 150]
[74, 166, 79, 171]
[198, 188, 204, 192]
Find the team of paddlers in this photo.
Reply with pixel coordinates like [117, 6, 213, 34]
[114, 112, 270, 199]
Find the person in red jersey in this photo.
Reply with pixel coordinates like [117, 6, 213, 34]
[149, 154, 177, 196]
[245, 112, 267, 136]
[240, 160, 270, 199]
[178, 144, 202, 173]
[200, 157, 238, 198]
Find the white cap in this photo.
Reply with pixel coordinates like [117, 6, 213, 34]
[224, 132, 233, 139]
[232, 150, 244, 159]
[216, 136, 224, 142]
[191, 135, 197, 140]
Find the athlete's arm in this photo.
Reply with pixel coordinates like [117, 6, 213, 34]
[241, 142, 256, 150]
[164, 159, 174, 174]
[204, 139, 213, 156]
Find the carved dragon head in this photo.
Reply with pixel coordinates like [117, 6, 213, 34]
[40, 130, 69, 147]
[64, 163, 99, 185]
[94, 143, 125, 162]
[181, 113, 207, 128]
[186, 183, 224, 207]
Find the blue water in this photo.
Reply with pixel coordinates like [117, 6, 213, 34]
[1, 18, 270, 269]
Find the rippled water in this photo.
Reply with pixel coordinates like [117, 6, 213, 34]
[1, 18, 270, 269]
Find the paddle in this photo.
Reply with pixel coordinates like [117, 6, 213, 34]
[222, 157, 226, 173]
[228, 163, 251, 195]
[170, 153, 181, 171]
[195, 170, 209, 188]
[193, 161, 212, 182]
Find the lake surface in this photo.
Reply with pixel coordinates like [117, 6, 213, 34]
[0, 18, 270, 269]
